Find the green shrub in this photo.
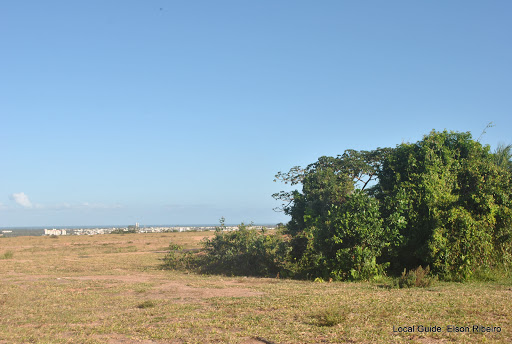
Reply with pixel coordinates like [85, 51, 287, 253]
[162, 222, 292, 278]
[161, 242, 200, 271]
[312, 306, 345, 327]
[199, 223, 291, 277]
[470, 266, 512, 282]
[136, 300, 155, 309]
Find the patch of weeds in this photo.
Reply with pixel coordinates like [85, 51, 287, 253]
[311, 306, 345, 327]
[471, 266, 512, 282]
[103, 246, 138, 254]
[1, 251, 14, 259]
[373, 276, 398, 289]
[371, 274, 389, 284]
[398, 266, 435, 288]
[136, 300, 156, 309]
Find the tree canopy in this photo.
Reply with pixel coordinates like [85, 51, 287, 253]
[274, 130, 512, 281]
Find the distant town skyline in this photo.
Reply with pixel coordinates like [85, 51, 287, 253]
[2, 1, 511, 227]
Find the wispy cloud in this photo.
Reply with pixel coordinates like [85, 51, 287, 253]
[9, 192, 33, 208]
[5, 193, 122, 211]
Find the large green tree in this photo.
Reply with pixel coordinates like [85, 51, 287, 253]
[274, 130, 512, 281]
[273, 148, 394, 280]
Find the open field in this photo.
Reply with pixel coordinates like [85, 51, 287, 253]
[1, 232, 511, 343]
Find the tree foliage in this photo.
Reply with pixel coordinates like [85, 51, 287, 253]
[272, 148, 394, 280]
[273, 148, 390, 236]
[379, 130, 512, 280]
[494, 143, 512, 172]
[274, 129, 512, 281]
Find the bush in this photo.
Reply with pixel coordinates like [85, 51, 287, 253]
[199, 223, 291, 277]
[470, 266, 512, 282]
[398, 266, 435, 288]
[161, 242, 200, 271]
[136, 300, 155, 309]
[312, 306, 345, 327]
[162, 223, 291, 278]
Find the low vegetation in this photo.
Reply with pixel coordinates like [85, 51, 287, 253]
[136, 300, 156, 309]
[162, 223, 291, 277]
[311, 306, 346, 327]
[1, 250, 14, 259]
[397, 266, 435, 289]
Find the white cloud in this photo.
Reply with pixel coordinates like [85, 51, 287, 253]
[9, 192, 33, 208]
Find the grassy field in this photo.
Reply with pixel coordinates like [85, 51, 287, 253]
[1, 232, 511, 343]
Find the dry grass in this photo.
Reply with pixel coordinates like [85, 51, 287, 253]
[1, 232, 511, 343]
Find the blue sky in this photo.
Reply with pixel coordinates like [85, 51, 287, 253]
[1, 1, 511, 227]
